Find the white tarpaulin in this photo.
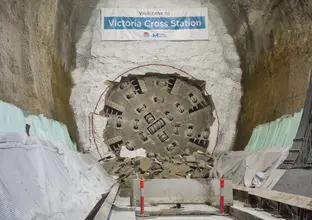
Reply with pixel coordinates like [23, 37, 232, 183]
[0, 132, 116, 220]
[210, 147, 291, 188]
[101, 8, 209, 40]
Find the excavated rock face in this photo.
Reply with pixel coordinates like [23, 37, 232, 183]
[2, 0, 311, 154]
[211, 0, 312, 150]
[101, 73, 215, 156]
[0, 0, 81, 144]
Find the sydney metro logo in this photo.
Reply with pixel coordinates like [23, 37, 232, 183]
[143, 32, 150, 37]
[143, 31, 167, 39]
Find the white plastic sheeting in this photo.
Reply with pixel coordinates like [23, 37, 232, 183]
[71, 0, 242, 159]
[135, 216, 233, 220]
[0, 101, 77, 151]
[0, 132, 116, 220]
[245, 109, 302, 151]
[210, 147, 291, 188]
[0, 101, 26, 134]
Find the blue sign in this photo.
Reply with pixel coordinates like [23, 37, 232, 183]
[101, 8, 209, 41]
[104, 16, 206, 30]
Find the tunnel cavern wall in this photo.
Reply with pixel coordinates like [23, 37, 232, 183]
[0, 0, 82, 144]
[211, 0, 312, 150]
[2, 0, 311, 155]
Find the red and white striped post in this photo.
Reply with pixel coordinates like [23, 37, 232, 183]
[220, 177, 225, 214]
[140, 178, 144, 215]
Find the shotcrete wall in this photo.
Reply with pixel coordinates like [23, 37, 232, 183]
[71, 0, 242, 158]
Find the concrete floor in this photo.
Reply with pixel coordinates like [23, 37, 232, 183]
[137, 216, 233, 220]
[110, 211, 233, 220]
[135, 204, 220, 213]
[110, 196, 234, 220]
[110, 196, 291, 220]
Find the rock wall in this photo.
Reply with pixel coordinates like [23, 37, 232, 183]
[1, 0, 311, 154]
[212, 0, 312, 150]
[0, 0, 81, 143]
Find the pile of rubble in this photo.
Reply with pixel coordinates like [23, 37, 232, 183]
[102, 150, 214, 188]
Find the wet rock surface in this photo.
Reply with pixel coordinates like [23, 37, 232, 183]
[102, 150, 214, 188]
